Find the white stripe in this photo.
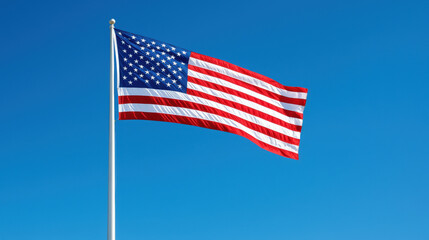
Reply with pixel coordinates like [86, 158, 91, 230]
[118, 87, 301, 139]
[187, 82, 303, 126]
[189, 57, 307, 100]
[188, 69, 304, 113]
[119, 103, 299, 153]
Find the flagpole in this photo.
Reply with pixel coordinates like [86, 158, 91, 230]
[108, 18, 116, 240]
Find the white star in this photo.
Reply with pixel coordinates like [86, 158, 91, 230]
[181, 62, 185, 65]
[150, 66, 155, 70]
[146, 43, 151, 47]
[171, 47, 176, 51]
[172, 70, 177, 74]
[177, 52, 181, 56]
[139, 56, 143, 59]
[140, 46, 145, 50]
[118, 32, 122, 35]
[167, 64, 171, 69]
[151, 76, 155, 80]
[124, 58, 128, 62]
[123, 66, 127, 70]
[121, 40, 125, 44]
[156, 80, 160, 85]
[142, 39, 146, 42]
[128, 45, 132, 49]
[122, 49, 127, 53]
[134, 77, 137, 81]
[128, 80, 133, 85]
[161, 68, 166, 72]
[178, 85, 182, 88]
[145, 60, 150, 64]
[167, 74, 171, 78]
[128, 54, 132, 58]
[156, 72, 160, 76]
[146, 52, 150, 55]
[166, 48, 170, 52]
[139, 65, 143, 68]
[139, 74, 144, 78]
[136, 41, 140, 45]
[134, 68, 138, 72]
[156, 46, 160, 50]
[128, 71, 132, 75]
[131, 35, 136, 39]
[161, 77, 166, 81]
[178, 76, 182, 79]
[161, 59, 166, 63]
[182, 51, 186, 54]
[167, 57, 171, 60]
[150, 57, 155, 61]
[172, 80, 177, 83]
[151, 41, 155, 45]
[162, 44, 166, 47]
[156, 62, 160, 66]
[171, 55, 175, 59]
[145, 80, 149, 83]
[178, 67, 182, 71]
[128, 63, 133, 67]
[134, 50, 138, 54]
[173, 62, 177, 65]
[134, 59, 138, 63]
[123, 76, 127, 80]
[166, 83, 171, 87]
[145, 70, 149, 74]
[156, 54, 160, 58]
[161, 52, 166, 55]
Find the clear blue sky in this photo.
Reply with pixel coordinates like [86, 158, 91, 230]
[1, 0, 428, 239]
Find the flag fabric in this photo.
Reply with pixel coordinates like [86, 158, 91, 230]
[114, 28, 308, 159]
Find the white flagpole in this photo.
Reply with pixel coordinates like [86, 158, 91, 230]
[108, 18, 116, 240]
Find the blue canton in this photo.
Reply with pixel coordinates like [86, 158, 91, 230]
[115, 29, 190, 93]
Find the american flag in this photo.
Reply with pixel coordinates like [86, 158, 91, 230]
[114, 28, 308, 159]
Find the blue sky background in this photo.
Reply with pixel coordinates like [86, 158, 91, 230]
[1, 0, 428, 239]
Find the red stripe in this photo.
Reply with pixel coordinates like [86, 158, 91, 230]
[187, 89, 302, 132]
[188, 76, 304, 119]
[119, 111, 299, 160]
[191, 52, 308, 93]
[188, 64, 307, 106]
[119, 95, 300, 145]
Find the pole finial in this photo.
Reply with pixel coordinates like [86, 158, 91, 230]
[109, 19, 116, 25]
